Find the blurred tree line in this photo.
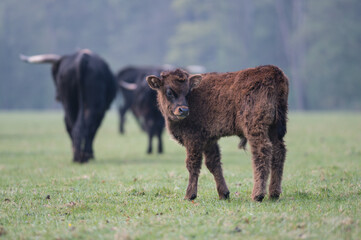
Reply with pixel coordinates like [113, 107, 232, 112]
[0, 0, 360, 110]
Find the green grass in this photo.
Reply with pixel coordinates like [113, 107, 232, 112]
[0, 111, 360, 239]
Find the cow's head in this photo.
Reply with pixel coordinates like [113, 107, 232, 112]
[146, 68, 202, 121]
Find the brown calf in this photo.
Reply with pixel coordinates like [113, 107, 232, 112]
[147, 65, 288, 202]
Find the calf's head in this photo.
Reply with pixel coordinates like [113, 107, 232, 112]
[146, 68, 202, 121]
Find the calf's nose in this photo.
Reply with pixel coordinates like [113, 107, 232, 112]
[178, 107, 189, 116]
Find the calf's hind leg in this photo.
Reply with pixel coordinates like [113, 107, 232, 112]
[204, 142, 229, 199]
[268, 134, 286, 200]
[247, 129, 273, 202]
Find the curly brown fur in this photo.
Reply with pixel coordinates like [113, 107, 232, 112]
[147, 66, 288, 201]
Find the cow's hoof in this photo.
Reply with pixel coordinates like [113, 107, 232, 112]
[73, 154, 81, 163]
[80, 159, 89, 164]
[73, 152, 92, 164]
[80, 153, 92, 163]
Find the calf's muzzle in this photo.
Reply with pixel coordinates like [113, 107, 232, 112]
[174, 106, 189, 119]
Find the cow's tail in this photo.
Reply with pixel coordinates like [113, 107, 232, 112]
[274, 67, 289, 140]
[75, 50, 91, 150]
[75, 51, 89, 111]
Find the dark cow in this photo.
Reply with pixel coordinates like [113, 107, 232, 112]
[117, 66, 165, 154]
[147, 66, 289, 202]
[21, 49, 116, 163]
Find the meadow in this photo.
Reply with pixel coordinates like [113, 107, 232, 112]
[0, 111, 360, 239]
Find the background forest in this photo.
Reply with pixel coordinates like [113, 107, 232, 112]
[0, 0, 360, 110]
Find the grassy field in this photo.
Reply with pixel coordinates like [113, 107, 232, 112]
[0, 111, 360, 239]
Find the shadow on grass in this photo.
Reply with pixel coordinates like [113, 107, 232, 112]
[224, 187, 361, 206]
[91, 155, 183, 166]
[277, 188, 361, 202]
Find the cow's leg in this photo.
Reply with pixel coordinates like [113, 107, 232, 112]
[64, 115, 77, 160]
[268, 128, 286, 200]
[64, 116, 73, 140]
[247, 126, 273, 202]
[204, 142, 229, 199]
[119, 102, 131, 134]
[153, 122, 163, 154]
[62, 101, 78, 162]
[147, 132, 153, 154]
[184, 147, 203, 200]
[83, 110, 105, 162]
[157, 131, 163, 154]
[72, 110, 86, 163]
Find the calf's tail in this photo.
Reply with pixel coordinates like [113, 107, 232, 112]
[274, 67, 289, 140]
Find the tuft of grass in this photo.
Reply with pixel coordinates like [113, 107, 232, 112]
[0, 111, 360, 239]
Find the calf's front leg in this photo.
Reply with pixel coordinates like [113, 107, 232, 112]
[204, 142, 229, 199]
[184, 147, 203, 200]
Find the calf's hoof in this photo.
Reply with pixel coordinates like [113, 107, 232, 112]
[184, 193, 197, 201]
[253, 194, 265, 202]
[219, 191, 230, 200]
[269, 193, 280, 200]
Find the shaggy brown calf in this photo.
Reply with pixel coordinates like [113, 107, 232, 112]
[147, 65, 288, 202]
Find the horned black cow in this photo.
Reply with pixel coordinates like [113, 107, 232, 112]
[21, 49, 116, 163]
[117, 66, 165, 154]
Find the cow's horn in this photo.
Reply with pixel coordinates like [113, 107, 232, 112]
[119, 81, 138, 90]
[20, 54, 61, 64]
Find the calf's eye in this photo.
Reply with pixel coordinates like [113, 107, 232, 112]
[166, 89, 174, 98]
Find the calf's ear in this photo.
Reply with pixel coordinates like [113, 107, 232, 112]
[189, 74, 202, 90]
[146, 75, 162, 90]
